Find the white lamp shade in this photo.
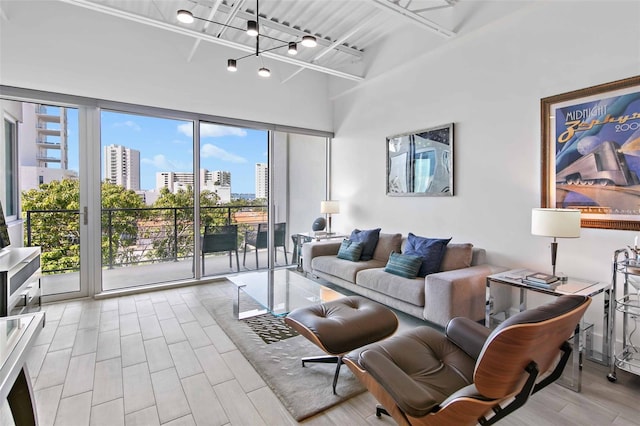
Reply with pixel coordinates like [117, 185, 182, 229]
[531, 208, 581, 238]
[320, 200, 340, 214]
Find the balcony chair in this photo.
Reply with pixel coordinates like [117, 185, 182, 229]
[242, 222, 288, 269]
[201, 224, 239, 274]
[343, 294, 591, 426]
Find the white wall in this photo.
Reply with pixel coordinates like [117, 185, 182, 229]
[330, 1, 640, 343]
[0, 1, 332, 132]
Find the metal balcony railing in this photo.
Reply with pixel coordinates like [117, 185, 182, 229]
[25, 204, 267, 274]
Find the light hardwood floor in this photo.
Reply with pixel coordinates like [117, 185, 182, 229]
[14, 280, 640, 425]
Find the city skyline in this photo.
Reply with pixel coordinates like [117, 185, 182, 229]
[67, 110, 268, 193]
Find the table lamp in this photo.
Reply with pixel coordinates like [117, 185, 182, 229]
[531, 208, 581, 278]
[321, 200, 340, 235]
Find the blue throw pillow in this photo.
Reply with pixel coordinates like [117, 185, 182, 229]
[403, 233, 452, 277]
[337, 239, 364, 262]
[349, 228, 381, 261]
[385, 251, 422, 279]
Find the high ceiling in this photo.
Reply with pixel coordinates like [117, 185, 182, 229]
[57, 0, 463, 82]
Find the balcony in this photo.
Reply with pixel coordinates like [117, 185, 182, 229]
[36, 141, 61, 149]
[35, 155, 61, 163]
[25, 204, 294, 294]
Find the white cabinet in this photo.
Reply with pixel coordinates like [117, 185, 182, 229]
[0, 247, 41, 317]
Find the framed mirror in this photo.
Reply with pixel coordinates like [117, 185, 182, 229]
[386, 123, 454, 196]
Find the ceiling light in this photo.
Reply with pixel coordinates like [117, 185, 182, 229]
[176, 10, 194, 24]
[178, 0, 320, 79]
[301, 35, 317, 48]
[247, 20, 258, 37]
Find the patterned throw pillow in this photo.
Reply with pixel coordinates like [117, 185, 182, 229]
[403, 233, 452, 277]
[337, 239, 364, 262]
[384, 251, 423, 279]
[349, 228, 381, 261]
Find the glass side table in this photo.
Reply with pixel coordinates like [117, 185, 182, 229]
[293, 232, 346, 271]
[486, 269, 611, 392]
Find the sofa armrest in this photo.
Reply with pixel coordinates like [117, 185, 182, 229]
[301, 240, 342, 273]
[424, 264, 507, 328]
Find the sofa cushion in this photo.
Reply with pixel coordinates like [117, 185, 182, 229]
[385, 252, 422, 279]
[349, 228, 381, 261]
[337, 239, 364, 262]
[404, 233, 451, 277]
[441, 243, 474, 271]
[312, 256, 385, 282]
[373, 233, 403, 262]
[356, 268, 425, 307]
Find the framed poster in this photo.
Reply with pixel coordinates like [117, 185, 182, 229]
[541, 76, 640, 230]
[386, 123, 453, 196]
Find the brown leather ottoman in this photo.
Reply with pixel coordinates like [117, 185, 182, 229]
[285, 296, 398, 394]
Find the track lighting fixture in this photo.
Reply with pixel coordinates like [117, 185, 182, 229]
[176, 0, 317, 78]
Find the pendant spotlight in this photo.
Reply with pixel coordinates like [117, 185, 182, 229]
[176, 0, 317, 78]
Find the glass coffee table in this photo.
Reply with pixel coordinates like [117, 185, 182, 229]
[228, 269, 345, 319]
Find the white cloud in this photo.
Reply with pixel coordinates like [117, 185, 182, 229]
[177, 123, 247, 138]
[201, 144, 247, 163]
[141, 154, 190, 171]
[113, 120, 141, 131]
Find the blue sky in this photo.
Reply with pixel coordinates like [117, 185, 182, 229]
[67, 109, 267, 193]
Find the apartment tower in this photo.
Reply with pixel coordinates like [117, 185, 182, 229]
[103, 144, 141, 190]
[255, 163, 268, 200]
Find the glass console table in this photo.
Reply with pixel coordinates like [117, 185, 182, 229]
[0, 312, 45, 425]
[228, 269, 344, 319]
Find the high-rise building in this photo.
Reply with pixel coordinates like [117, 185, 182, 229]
[103, 144, 140, 190]
[35, 104, 68, 169]
[255, 163, 268, 199]
[19, 103, 78, 191]
[156, 169, 232, 203]
[206, 170, 231, 187]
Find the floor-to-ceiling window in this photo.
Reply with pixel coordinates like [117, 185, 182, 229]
[100, 110, 195, 291]
[2, 87, 332, 300]
[16, 103, 85, 298]
[198, 122, 271, 276]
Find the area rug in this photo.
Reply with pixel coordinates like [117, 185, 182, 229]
[201, 281, 366, 421]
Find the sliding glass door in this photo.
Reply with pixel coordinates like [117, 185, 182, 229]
[198, 122, 270, 276]
[15, 102, 87, 299]
[2, 86, 333, 300]
[100, 110, 195, 291]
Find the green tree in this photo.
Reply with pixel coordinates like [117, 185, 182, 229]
[22, 179, 145, 273]
[100, 181, 146, 267]
[149, 187, 222, 260]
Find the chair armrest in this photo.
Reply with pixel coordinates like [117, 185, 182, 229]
[301, 240, 342, 272]
[445, 317, 491, 361]
[358, 349, 441, 417]
[424, 265, 507, 327]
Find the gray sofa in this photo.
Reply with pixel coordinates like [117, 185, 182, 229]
[302, 232, 502, 328]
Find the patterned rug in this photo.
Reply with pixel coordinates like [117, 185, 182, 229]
[242, 313, 299, 344]
[201, 280, 366, 421]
